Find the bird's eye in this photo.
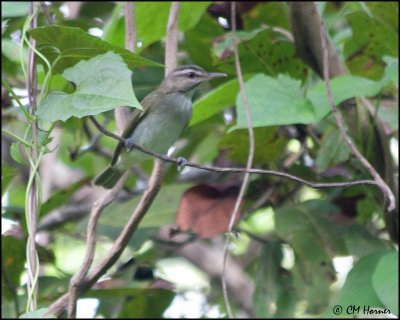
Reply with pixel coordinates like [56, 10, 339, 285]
[187, 72, 196, 78]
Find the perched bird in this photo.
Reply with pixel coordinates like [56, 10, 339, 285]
[94, 65, 227, 188]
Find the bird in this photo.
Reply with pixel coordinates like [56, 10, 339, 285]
[94, 64, 227, 188]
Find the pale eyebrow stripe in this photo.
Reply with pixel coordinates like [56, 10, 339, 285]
[172, 69, 204, 76]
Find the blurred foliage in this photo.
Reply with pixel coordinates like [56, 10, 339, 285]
[2, 2, 398, 319]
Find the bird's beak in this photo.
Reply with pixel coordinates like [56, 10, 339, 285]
[205, 72, 228, 79]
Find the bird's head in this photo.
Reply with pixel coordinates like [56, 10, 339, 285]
[160, 65, 227, 95]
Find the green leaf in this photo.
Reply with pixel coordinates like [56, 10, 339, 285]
[344, 224, 392, 258]
[118, 288, 174, 318]
[243, 2, 290, 30]
[135, 2, 211, 49]
[366, 2, 398, 30]
[372, 251, 398, 315]
[100, 183, 191, 230]
[96, 183, 191, 249]
[213, 28, 307, 80]
[10, 143, 27, 166]
[383, 56, 399, 84]
[37, 52, 141, 122]
[87, 287, 174, 318]
[29, 26, 162, 74]
[218, 127, 287, 165]
[40, 178, 90, 217]
[292, 256, 333, 314]
[2, 237, 26, 301]
[275, 200, 347, 262]
[1, 164, 17, 192]
[235, 74, 315, 129]
[330, 251, 390, 315]
[308, 75, 385, 121]
[184, 13, 225, 71]
[190, 77, 244, 127]
[376, 104, 399, 132]
[344, 12, 398, 79]
[315, 128, 351, 173]
[253, 241, 296, 318]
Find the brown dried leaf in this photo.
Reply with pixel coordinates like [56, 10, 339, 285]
[176, 184, 240, 239]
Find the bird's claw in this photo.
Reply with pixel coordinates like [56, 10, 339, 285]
[177, 157, 188, 170]
[125, 138, 135, 151]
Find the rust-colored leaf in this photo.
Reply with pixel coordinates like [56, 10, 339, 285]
[176, 184, 241, 239]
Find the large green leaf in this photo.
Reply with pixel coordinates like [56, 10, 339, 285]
[372, 251, 398, 315]
[104, 2, 211, 50]
[253, 241, 296, 318]
[87, 287, 174, 318]
[243, 2, 290, 30]
[136, 2, 211, 49]
[275, 200, 347, 262]
[190, 77, 243, 126]
[383, 56, 399, 84]
[292, 255, 333, 314]
[315, 128, 351, 173]
[40, 178, 90, 217]
[95, 183, 192, 249]
[328, 251, 390, 316]
[344, 224, 392, 258]
[235, 74, 315, 129]
[29, 25, 162, 74]
[2, 237, 26, 301]
[308, 75, 385, 120]
[99, 183, 191, 230]
[213, 28, 307, 80]
[218, 127, 287, 165]
[344, 12, 398, 79]
[37, 52, 141, 122]
[235, 74, 387, 129]
[1, 164, 18, 192]
[184, 13, 225, 71]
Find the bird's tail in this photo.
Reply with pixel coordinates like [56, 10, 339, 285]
[94, 165, 124, 189]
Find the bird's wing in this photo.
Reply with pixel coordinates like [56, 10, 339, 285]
[110, 92, 158, 166]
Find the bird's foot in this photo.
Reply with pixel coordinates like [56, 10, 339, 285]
[177, 157, 188, 170]
[125, 138, 135, 151]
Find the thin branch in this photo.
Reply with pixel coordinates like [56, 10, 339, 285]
[89, 114, 378, 189]
[114, 2, 136, 132]
[314, 3, 396, 213]
[124, 2, 136, 52]
[67, 174, 128, 317]
[165, 2, 180, 73]
[222, 3, 255, 318]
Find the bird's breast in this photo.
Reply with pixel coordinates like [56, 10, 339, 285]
[123, 93, 192, 162]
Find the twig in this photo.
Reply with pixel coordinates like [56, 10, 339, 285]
[124, 2, 136, 52]
[114, 2, 137, 132]
[165, 2, 180, 73]
[222, 3, 255, 318]
[67, 174, 128, 317]
[314, 3, 395, 213]
[89, 115, 378, 189]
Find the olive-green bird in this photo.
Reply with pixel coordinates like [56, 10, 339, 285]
[94, 65, 226, 188]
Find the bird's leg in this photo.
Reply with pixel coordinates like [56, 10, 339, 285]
[177, 157, 188, 171]
[125, 138, 136, 152]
